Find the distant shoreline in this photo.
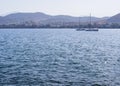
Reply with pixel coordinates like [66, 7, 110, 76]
[0, 27, 120, 29]
[0, 12, 120, 29]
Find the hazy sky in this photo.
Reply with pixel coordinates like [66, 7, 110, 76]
[0, 0, 120, 17]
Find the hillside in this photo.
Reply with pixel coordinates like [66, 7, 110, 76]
[107, 13, 120, 23]
[0, 12, 108, 25]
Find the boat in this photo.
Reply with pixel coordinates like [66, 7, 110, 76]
[85, 28, 98, 31]
[76, 28, 84, 31]
[76, 17, 84, 31]
[85, 14, 99, 31]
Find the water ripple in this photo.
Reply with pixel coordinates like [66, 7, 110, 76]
[0, 29, 120, 86]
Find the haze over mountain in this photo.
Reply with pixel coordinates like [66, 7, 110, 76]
[107, 13, 120, 23]
[0, 12, 110, 25]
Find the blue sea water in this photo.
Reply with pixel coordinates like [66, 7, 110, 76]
[0, 28, 120, 86]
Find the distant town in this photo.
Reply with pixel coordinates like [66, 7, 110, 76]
[0, 12, 120, 28]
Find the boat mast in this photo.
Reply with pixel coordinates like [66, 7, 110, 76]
[90, 13, 91, 29]
[79, 17, 81, 29]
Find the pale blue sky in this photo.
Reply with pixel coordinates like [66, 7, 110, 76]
[0, 0, 120, 17]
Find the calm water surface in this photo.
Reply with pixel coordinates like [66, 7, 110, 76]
[0, 28, 120, 86]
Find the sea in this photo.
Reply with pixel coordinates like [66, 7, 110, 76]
[0, 28, 120, 86]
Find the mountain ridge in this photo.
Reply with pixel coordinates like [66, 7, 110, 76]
[0, 12, 110, 25]
[107, 13, 120, 23]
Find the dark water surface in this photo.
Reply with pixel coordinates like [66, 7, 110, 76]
[0, 29, 120, 86]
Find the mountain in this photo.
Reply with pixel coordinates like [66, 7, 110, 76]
[0, 12, 108, 25]
[0, 12, 52, 24]
[107, 13, 120, 23]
